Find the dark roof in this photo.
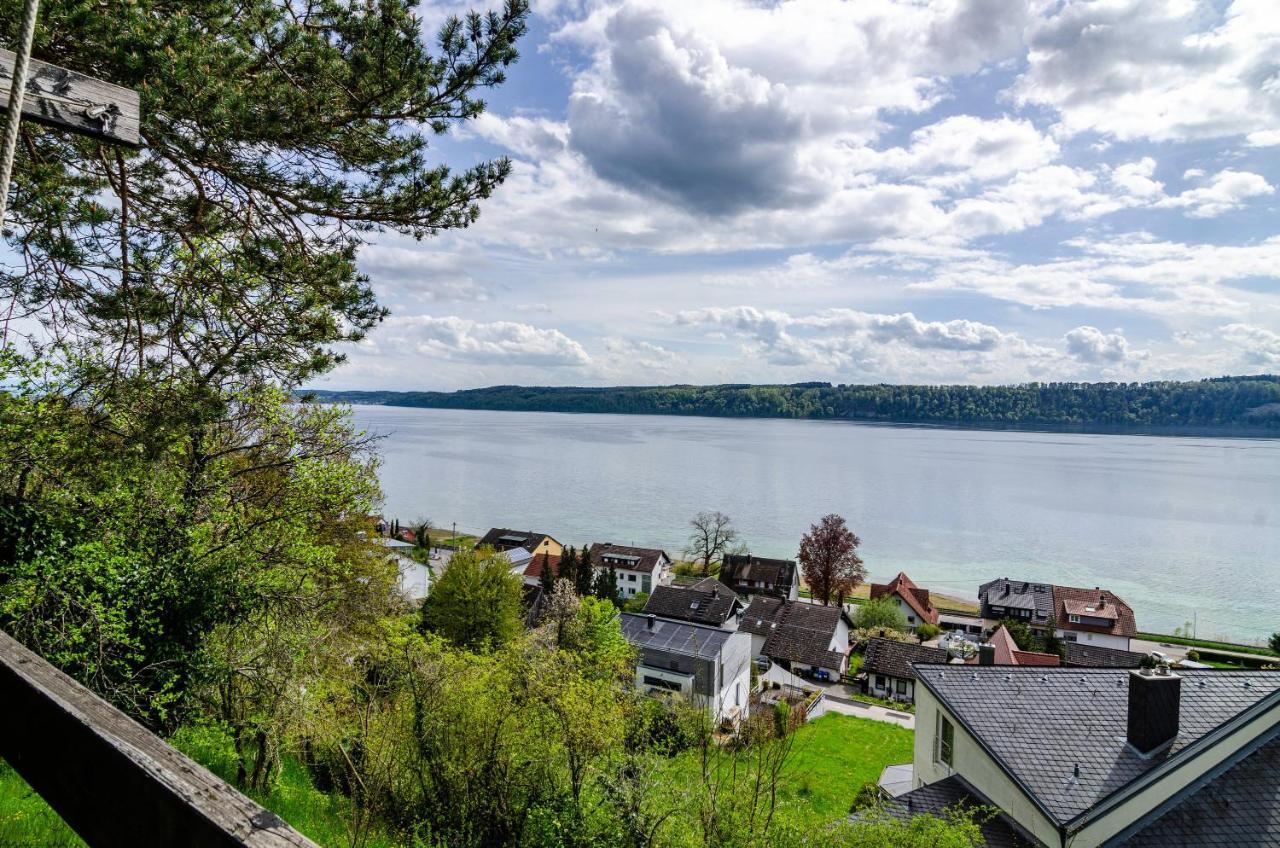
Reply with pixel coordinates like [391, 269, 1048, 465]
[978, 578, 1054, 622]
[720, 554, 797, 593]
[620, 613, 732, 660]
[873, 775, 1034, 848]
[1052, 585, 1137, 638]
[643, 578, 741, 626]
[479, 528, 557, 551]
[1118, 733, 1280, 847]
[863, 638, 949, 680]
[589, 543, 669, 573]
[1062, 641, 1145, 669]
[739, 598, 851, 670]
[914, 666, 1280, 826]
[870, 572, 939, 625]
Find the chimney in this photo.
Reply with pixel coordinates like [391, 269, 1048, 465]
[1127, 669, 1181, 755]
[646, 614, 656, 630]
[979, 644, 996, 666]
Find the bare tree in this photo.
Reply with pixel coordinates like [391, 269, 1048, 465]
[412, 517, 434, 549]
[685, 510, 738, 575]
[798, 514, 866, 605]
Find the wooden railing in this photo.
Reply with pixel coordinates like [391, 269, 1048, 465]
[0, 630, 319, 847]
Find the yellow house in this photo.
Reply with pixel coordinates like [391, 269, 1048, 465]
[477, 528, 564, 557]
[891, 665, 1280, 846]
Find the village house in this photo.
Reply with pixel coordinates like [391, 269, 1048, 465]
[862, 637, 950, 704]
[739, 598, 853, 680]
[898, 665, 1280, 846]
[588, 543, 671, 599]
[521, 552, 562, 588]
[502, 546, 534, 578]
[620, 612, 751, 726]
[870, 572, 940, 630]
[719, 553, 799, 600]
[978, 578, 1055, 630]
[642, 578, 743, 629]
[1052, 585, 1137, 651]
[966, 625, 1060, 668]
[478, 528, 564, 558]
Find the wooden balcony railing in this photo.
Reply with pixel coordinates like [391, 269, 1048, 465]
[0, 630, 320, 847]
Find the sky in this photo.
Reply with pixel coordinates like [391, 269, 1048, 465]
[320, 0, 1280, 391]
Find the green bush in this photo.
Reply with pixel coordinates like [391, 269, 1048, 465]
[915, 623, 941, 642]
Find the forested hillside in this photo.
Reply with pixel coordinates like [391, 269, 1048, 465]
[308, 376, 1280, 434]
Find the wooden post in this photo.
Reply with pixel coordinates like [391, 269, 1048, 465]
[0, 630, 319, 847]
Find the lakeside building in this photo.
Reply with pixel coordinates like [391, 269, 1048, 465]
[862, 637, 950, 704]
[897, 665, 1280, 846]
[870, 571, 940, 630]
[587, 543, 672, 599]
[720, 553, 800, 600]
[978, 578, 1055, 630]
[1052, 585, 1137, 651]
[478, 528, 564, 558]
[620, 612, 751, 726]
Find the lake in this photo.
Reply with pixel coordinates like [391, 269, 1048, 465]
[351, 405, 1280, 642]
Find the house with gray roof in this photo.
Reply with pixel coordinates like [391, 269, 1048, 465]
[861, 637, 950, 704]
[588, 543, 671, 600]
[642, 578, 742, 629]
[979, 578, 1055, 629]
[904, 665, 1280, 846]
[620, 612, 751, 726]
[740, 598, 853, 679]
[720, 553, 799, 600]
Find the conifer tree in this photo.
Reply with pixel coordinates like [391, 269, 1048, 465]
[577, 545, 598, 596]
[559, 546, 578, 589]
[538, 551, 557, 595]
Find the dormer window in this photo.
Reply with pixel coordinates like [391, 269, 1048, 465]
[1069, 614, 1081, 623]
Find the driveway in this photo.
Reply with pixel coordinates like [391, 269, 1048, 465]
[811, 694, 916, 729]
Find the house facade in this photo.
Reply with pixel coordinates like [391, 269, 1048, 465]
[1052, 585, 1136, 651]
[978, 578, 1055, 629]
[739, 598, 852, 679]
[588, 543, 671, 599]
[870, 572, 940, 630]
[478, 528, 564, 558]
[719, 554, 799, 600]
[620, 613, 751, 726]
[862, 637, 950, 703]
[905, 665, 1280, 846]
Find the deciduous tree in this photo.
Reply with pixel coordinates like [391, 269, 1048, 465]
[797, 514, 865, 605]
[685, 510, 739, 575]
[419, 547, 524, 651]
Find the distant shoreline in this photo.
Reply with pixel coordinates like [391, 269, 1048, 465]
[304, 385, 1280, 440]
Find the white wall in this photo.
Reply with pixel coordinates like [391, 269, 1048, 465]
[1058, 629, 1131, 651]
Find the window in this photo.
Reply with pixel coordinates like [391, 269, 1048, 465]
[908, 615, 916, 623]
[1065, 633, 1078, 642]
[627, 573, 636, 582]
[895, 679, 908, 696]
[939, 716, 954, 767]
[1069, 614, 1081, 623]
[875, 675, 886, 689]
[735, 683, 741, 706]
[643, 675, 680, 691]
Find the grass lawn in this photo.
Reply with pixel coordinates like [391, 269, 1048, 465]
[1137, 632, 1276, 657]
[0, 760, 84, 847]
[778, 714, 914, 821]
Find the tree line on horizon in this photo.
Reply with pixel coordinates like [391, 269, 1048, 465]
[308, 376, 1280, 431]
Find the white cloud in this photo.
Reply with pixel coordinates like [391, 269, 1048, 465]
[1221, 323, 1280, 366]
[1064, 326, 1145, 364]
[1156, 169, 1275, 218]
[1245, 130, 1280, 148]
[1013, 0, 1280, 142]
[376, 315, 591, 366]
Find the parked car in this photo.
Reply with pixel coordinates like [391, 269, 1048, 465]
[1150, 651, 1172, 665]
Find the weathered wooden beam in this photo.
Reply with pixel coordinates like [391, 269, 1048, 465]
[0, 47, 140, 147]
[0, 630, 319, 847]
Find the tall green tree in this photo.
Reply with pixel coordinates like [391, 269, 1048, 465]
[594, 566, 620, 606]
[856, 597, 909, 632]
[577, 545, 598, 596]
[420, 547, 524, 652]
[538, 550, 557, 596]
[559, 545, 578, 588]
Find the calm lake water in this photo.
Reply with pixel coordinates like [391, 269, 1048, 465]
[352, 405, 1280, 642]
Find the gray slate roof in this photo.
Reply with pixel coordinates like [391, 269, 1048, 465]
[914, 666, 1280, 826]
[1118, 734, 1280, 847]
[873, 775, 1033, 848]
[979, 578, 1054, 622]
[1062, 641, 1145, 669]
[721, 554, 796, 594]
[863, 638, 950, 680]
[621, 612, 731, 660]
[590, 543, 669, 573]
[643, 578, 740, 626]
[739, 598, 850, 670]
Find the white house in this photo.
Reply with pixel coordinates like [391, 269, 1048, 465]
[620, 613, 751, 726]
[1052, 585, 1136, 651]
[587, 543, 671, 599]
[738, 597, 853, 680]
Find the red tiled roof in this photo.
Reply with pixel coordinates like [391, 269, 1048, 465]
[869, 572, 939, 625]
[1012, 649, 1060, 667]
[966, 625, 1061, 667]
[524, 553, 562, 580]
[1052, 585, 1136, 637]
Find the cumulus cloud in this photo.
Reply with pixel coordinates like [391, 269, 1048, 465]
[1064, 326, 1145, 364]
[1013, 0, 1280, 142]
[1221, 323, 1280, 366]
[849, 115, 1061, 186]
[379, 315, 591, 366]
[1156, 169, 1275, 218]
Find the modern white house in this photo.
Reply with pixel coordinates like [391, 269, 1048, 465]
[620, 612, 751, 726]
[895, 664, 1280, 846]
[587, 543, 671, 599]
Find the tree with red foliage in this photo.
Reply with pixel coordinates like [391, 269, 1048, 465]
[797, 514, 866, 605]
